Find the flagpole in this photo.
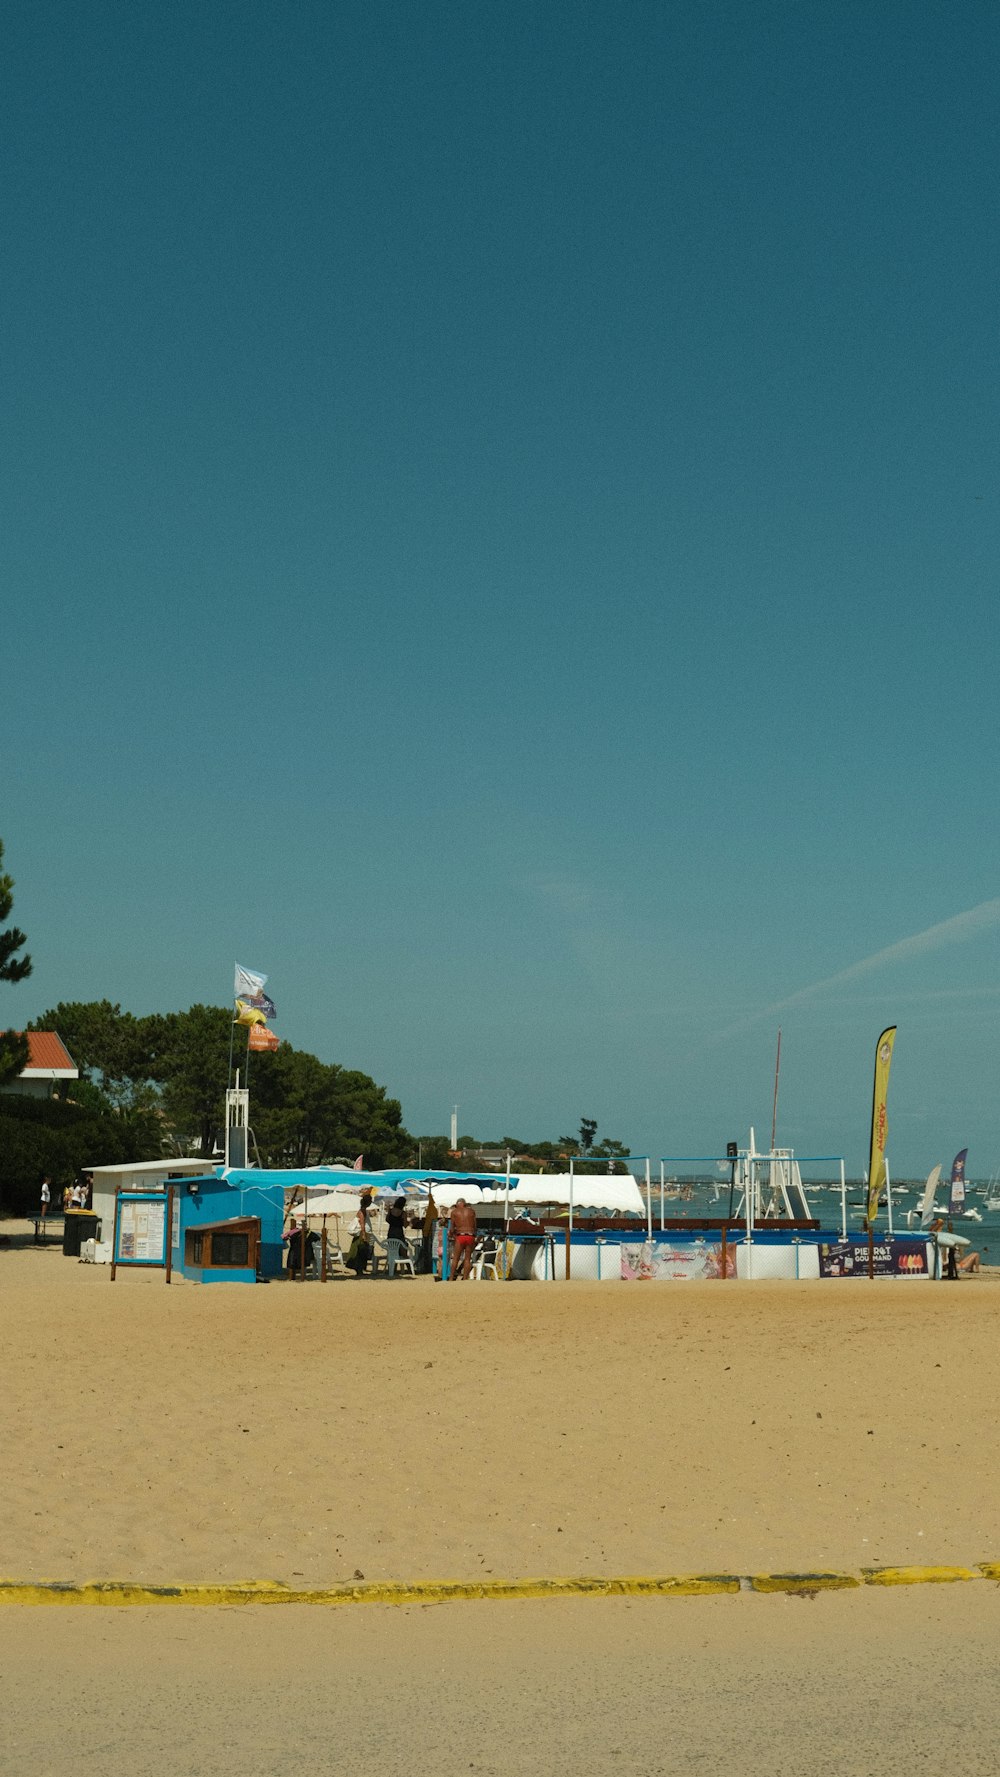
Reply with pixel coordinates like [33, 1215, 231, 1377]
[231, 968, 273, 1140]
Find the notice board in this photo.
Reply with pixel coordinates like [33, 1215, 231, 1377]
[111, 1189, 174, 1282]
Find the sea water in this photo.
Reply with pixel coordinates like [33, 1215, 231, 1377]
[634, 1177, 1000, 1258]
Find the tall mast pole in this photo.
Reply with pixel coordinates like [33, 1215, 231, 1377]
[770, 1028, 782, 1152]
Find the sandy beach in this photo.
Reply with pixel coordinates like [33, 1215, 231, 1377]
[4, 1230, 1000, 1586]
[6, 1229, 1000, 1774]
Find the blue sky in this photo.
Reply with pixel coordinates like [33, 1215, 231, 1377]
[4, 1, 1000, 1175]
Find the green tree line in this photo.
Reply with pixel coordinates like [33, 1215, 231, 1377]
[413, 1118, 630, 1172]
[0, 1000, 411, 1213]
[28, 1000, 412, 1170]
[0, 840, 627, 1210]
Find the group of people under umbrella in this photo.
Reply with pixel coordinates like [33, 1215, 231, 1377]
[284, 1182, 479, 1280]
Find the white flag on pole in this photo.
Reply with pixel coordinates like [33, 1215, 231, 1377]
[234, 962, 268, 1000]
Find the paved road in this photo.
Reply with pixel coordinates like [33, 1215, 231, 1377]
[5, 1587, 999, 1774]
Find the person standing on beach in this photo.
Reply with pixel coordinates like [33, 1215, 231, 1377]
[386, 1196, 409, 1263]
[347, 1191, 374, 1275]
[449, 1198, 477, 1280]
[419, 1193, 437, 1273]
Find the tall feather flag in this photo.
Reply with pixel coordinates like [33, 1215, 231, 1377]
[866, 1026, 897, 1227]
[948, 1148, 968, 1216]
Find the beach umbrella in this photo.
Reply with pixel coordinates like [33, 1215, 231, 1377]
[299, 1190, 362, 1218]
[284, 1181, 367, 1222]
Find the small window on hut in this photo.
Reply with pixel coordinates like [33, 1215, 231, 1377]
[211, 1232, 250, 1267]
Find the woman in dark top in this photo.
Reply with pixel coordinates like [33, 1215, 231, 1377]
[386, 1197, 408, 1253]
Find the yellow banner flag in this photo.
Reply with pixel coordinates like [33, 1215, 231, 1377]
[235, 998, 267, 1027]
[866, 1026, 897, 1226]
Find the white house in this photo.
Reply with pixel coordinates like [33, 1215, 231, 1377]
[0, 1031, 79, 1099]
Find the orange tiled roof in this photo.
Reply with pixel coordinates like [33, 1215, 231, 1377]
[0, 1031, 78, 1074]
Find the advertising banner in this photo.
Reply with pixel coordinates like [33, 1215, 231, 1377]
[621, 1240, 735, 1281]
[817, 1237, 928, 1278]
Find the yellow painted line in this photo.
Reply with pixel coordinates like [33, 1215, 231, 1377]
[0, 1582, 290, 1608]
[862, 1565, 978, 1587]
[750, 1572, 860, 1594]
[0, 1565, 996, 1606]
[0, 1575, 741, 1608]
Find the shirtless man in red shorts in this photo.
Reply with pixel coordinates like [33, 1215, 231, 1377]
[449, 1198, 477, 1280]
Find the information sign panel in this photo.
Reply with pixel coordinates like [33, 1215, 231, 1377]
[117, 1197, 166, 1264]
[111, 1189, 174, 1283]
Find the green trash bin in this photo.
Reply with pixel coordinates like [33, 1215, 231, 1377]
[63, 1212, 99, 1257]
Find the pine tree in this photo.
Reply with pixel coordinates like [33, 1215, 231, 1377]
[0, 840, 32, 1085]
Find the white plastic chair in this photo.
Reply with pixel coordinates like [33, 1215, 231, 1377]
[474, 1238, 510, 1281]
[323, 1241, 352, 1278]
[386, 1237, 415, 1278]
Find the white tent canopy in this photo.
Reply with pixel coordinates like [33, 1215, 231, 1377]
[425, 1182, 499, 1209]
[510, 1173, 644, 1214]
[428, 1173, 644, 1215]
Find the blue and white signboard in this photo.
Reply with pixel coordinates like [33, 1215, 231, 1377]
[113, 1192, 168, 1267]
